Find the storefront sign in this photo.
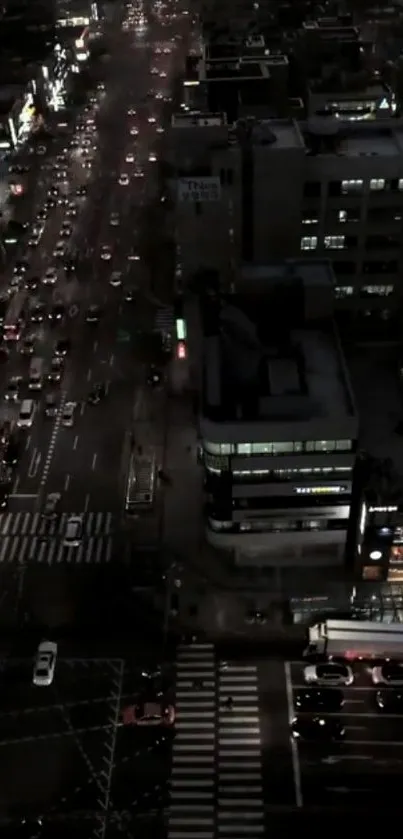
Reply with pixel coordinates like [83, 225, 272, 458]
[178, 176, 221, 203]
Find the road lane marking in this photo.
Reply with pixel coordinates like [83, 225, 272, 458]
[284, 662, 303, 807]
[109, 353, 114, 366]
[73, 435, 79, 450]
[64, 474, 70, 490]
[40, 391, 67, 489]
[12, 475, 20, 494]
[84, 493, 90, 512]
[24, 435, 31, 451]
[87, 368, 92, 381]
[28, 450, 41, 479]
[80, 402, 85, 416]
[93, 340, 98, 352]
[92, 453, 97, 470]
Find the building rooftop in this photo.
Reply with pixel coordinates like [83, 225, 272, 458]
[201, 267, 356, 438]
[201, 59, 269, 81]
[248, 118, 305, 148]
[0, 84, 23, 115]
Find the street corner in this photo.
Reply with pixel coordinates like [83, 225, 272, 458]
[285, 658, 403, 810]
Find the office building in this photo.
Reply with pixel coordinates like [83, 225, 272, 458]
[196, 260, 358, 567]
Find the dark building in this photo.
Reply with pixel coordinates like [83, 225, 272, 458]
[0, 0, 56, 66]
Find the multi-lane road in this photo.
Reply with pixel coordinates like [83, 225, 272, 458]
[0, 0, 191, 580]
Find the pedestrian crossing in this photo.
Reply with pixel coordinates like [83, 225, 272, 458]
[0, 512, 114, 565]
[169, 642, 216, 839]
[168, 642, 265, 839]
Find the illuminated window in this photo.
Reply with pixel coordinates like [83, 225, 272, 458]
[341, 179, 363, 194]
[370, 178, 385, 191]
[361, 285, 394, 296]
[334, 286, 353, 298]
[301, 236, 317, 251]
[324, 235, 345, 250]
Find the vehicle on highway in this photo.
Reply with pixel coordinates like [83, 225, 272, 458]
[101, 245, 112, 261]
[33, 640, 57, 687]
[149, 152, 157, 162]
[20, 335, 35, 355]
[85, 305, 101, 324]
[54, 338, 70, 357]
[53, 240, 65, 258]
[2, 437, 21, 467]
[63, 515, 82, 547]
[44, 393, 58, 418]
[148, 116, 156, 124]
[66, 202, 77, 217]
[303, 661, 354, 687]
[126, 453, 156, 514]
[49, 304, 65, 323]
[128, 107, 137, 115]
[29, 303, 46, 324]
[28, 357, 44, 391]
[48, 357, 63, 382]
[372, 662, 403, 686]
[76, 184, 87, 196]
[4, 378, 20, 402]
[295, 688, 344, 713]
[3, 291, 26, 342]
[14, 259, 29, 276]
[291, 716, 345, 743]
[60, 223, 72, 238]
[43, 492, 60, 518]
[24, 275, 39, 291]
[130, 126, 139, 135]
[17, 399, 35, 428]
[110, 271, 122, 287]
[126, 153, 135, 163]
[109, 213, 120, 227]
[119, 173, 130, 186]
[88, 382, 106, 405]
[62, 401, 76, 426]
[42, 267, 57, 285]
[122, 701, 175, 726]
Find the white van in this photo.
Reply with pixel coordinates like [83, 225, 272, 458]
[17, 399, 35, 428]
[64, 516, 82, 547]
[29, 357, 44, 390]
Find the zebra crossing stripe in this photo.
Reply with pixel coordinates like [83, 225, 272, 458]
[217, 663, 265, 839]
[0, 512, 114, 565]
[0, 511, 113, 537]
[168, 642, 215, 839]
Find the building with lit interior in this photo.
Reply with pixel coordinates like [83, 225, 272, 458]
[196, 260, 358, 567]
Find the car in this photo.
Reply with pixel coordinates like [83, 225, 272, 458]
[163, 46, 170, 54]
[56, 169, 68, 181]
[4, 378, 19, 402]
[148, 152, 157, 162]
[121, 701, 175, 726]
[42, 267, 57, 285]
[85, 305, 101, 323]
[48, 357, 63, 382]
[304, 662, 354, 687]
[20, 336, 35, 355]
[64, 256, 78, 274]
[128, 107, 137, 115]
[0, 478, 10, 509]
[45, 197, 56, 209]
[62, 401, 76, 427]
[148, 116, 156, 124]
[30, 303, 46, 324]
[119, 173, 129, 186]
[76, 184, 87, 196]
[124, 287, 136, 302]
[101, 245, 112, 261]
[49, 304, 65, 322]
[44, 393, 58, 418]
[54, 338, 70, 357]
[37, 145, 47, 155]
[134, 168, 144, 178]
[130, 126, 139, 135]
[82, 159, 92, 170]
[64, 514, 82, 546]
[14, 260, 29, 275]
[125, 153, 135, 163]
[109, 213, 120, 227]
[33, 640, 57, 687]
[156, 126, 164, 134]
[372, 662, 403, 686]
[151, 67, 159, 75]
[24, 274, 39, 291]
[53, 241, 65, 258]
[17, 399, 35, 428]
[2, 437, 21, 467]
[43, 492, 61, 519]
[294, 688, 344, 713]
[66, 202, 77, 217]
[159, 70, 167, 78]
[60, 224, 72, 238]
[110, 271, 122, 287]
[291, 716, 345, 743]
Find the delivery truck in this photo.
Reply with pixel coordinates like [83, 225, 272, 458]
[304, 619, 403, 661]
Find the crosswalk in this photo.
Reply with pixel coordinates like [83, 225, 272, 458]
[0, 512, 114, 565]
[168, 642, 265, 839]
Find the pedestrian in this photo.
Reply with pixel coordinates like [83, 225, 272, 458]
[225, 696, 233, 711]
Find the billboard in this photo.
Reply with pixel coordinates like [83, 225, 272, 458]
[178, 176, 221, 203]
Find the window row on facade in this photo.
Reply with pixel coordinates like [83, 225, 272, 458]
[203, 439, 354, 456]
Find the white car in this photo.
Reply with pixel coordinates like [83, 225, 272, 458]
[101, 245, 112, 261]
[110, 214, 120, 227]
[160, 70, 167, 78]
[43, 267, 57, 285]
[304, 662, 354, 687]
[119, 174, 129, 186]
[372, 662, 403, 686]
[53, 241, 65, 258]
[64, 515, 82, 547]
[33, 640, 57, 687]
[148, 152, 157, 162]
[134, 168, 144, 178]
[126, 153, 135, 163]
[62, 401, 76, 427]
[130, 126, 139, 135]
[156, 126, 164, 134]
[110, 271, 123, 287]
[128, 108, 137, 115]
[148, 116, 156, 124]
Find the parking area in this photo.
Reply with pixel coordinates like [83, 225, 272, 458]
[286, 659, 403, 808]
[0, 657, 124, 823]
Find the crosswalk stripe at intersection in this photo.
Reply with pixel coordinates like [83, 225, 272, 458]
[0, 512, 114, 564]
[169, 642, 216, 839]
[217, 663, 265, 838]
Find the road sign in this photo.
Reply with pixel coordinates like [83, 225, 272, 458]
[177, 176, 221, 203]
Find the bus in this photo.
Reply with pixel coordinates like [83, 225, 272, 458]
[3, 291, 26, 341]
[125, 453, 156, 514]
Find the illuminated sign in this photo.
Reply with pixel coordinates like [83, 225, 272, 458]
[295, 486, 347, 495]
[177, 342, 187, 359]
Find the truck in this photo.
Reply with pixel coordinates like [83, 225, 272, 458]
[304, 619, 403, 661]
